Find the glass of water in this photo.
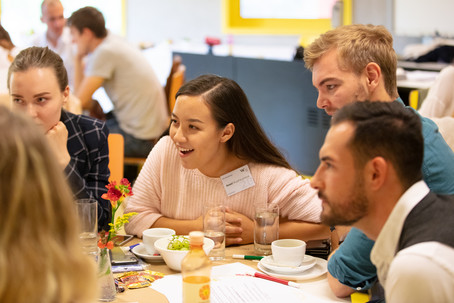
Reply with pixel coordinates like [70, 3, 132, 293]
[203, 204, 226, 260]
[254, 204, 279, 255]
[76, 199, 98, 256]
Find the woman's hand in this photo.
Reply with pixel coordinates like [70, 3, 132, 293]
[225, 207, 254, 246]
[46, 121, 70, 169]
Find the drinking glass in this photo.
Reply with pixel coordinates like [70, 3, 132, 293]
[254, 204, 279, 255]
[203, 205, 226, 260]
[76, 199, 98, 256]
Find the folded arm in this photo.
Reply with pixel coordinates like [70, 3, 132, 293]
[327, 250, 357, 298]
[279, 219, 331, 241]
[327, 228, 377, 298]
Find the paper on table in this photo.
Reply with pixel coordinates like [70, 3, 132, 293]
[151, 263, 305, 303]
[211, 276, 304, 302]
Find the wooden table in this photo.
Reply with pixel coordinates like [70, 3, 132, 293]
[114, 239, 351, 303]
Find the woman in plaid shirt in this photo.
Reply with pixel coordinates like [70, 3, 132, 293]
[8, 46, 111, 230]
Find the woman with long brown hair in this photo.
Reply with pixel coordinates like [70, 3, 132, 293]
[125, 74, 329, 245]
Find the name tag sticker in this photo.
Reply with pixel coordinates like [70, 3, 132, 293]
[221, 164, 255, 196]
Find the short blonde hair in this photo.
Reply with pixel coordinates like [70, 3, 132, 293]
[304, 24, 398, 98]
[0, 106, 97, 303]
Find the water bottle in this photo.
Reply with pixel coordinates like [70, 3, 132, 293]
[182, 231, 212, 303]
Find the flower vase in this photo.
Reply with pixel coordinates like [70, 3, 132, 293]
[98, 248, 116, 302]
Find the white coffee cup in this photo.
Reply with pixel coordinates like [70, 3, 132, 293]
[142, 228, 176, 255]
[271, 239, 306, 267]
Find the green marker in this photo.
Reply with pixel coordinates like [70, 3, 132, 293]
[232, 254, 264, 260]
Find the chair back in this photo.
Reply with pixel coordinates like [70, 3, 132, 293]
[164, 56, 182, 110]
[168, 64, 186, 113]
[108, 133, 124, 182]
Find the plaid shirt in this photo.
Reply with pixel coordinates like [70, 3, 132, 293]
[62, 110, 111, 231]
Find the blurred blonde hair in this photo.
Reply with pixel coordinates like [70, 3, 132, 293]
[0, 106, 97, 303]
[304, 24, 398, 99]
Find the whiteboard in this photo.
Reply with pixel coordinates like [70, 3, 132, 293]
[395, 0, 454, 36]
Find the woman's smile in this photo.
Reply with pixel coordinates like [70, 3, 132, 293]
[178, 147, 194, 157]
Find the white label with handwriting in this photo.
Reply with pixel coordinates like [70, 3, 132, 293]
[221, 164, 255, 196]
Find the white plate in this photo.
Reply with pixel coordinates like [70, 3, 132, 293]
[260, 255, 317, 274]
[257, 256, 327, 281]
[131, 243, 164, 262]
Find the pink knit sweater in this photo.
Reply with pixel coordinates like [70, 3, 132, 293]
[125, 136, 322, 237]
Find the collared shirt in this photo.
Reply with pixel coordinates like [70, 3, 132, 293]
[371, 181, 454, 303]
[371, 181, 430, 285]
[61, 110, 111, 230]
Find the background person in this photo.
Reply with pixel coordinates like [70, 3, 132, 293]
[125, 74, 330, 245]
[67, 6, 169, 159]
[0, 106, 97, 303]
[418, 65, 454, 151]
[311, 101, 454, 303]
[419, 65, 454, 118]
[0, 24, 20, 96]
[8, 46, 111, 230]
[30, 0, 75, 89]
[304, 24, 454, 298]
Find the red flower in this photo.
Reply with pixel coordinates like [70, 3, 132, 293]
[98, 238, 114, 250]
[107, 188, 122, 201]
[99, 178, 134, 250]
[105, 181, 117, 190]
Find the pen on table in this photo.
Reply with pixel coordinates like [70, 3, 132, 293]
[232, 254, 264, 260]
[252, 272, 300, 288]
[129, 243, 140, 250]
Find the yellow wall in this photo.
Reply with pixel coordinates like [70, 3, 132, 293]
[222, 0, 352, 37]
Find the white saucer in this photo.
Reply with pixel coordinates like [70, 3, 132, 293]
[131, 243, 164, 262]
[260, 255, 317, 274]
[257, 256, 327, 281]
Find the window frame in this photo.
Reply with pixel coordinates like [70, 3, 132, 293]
[222, 0, 352, 35]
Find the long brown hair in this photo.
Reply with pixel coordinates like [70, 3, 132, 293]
[176, 74, 293, 170]
[0, 106, 96, 303]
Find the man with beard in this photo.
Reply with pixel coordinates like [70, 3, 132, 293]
[304, 24, 454, 299]
[311, 101, 454, 303]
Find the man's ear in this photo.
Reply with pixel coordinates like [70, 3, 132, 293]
[220, 123, 235, 143]
[365, 156, 388, 191]
[81, 27, 91, 37]
[364, 62, 381, 90]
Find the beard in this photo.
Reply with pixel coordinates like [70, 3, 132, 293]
[319, 177, 369, 226]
